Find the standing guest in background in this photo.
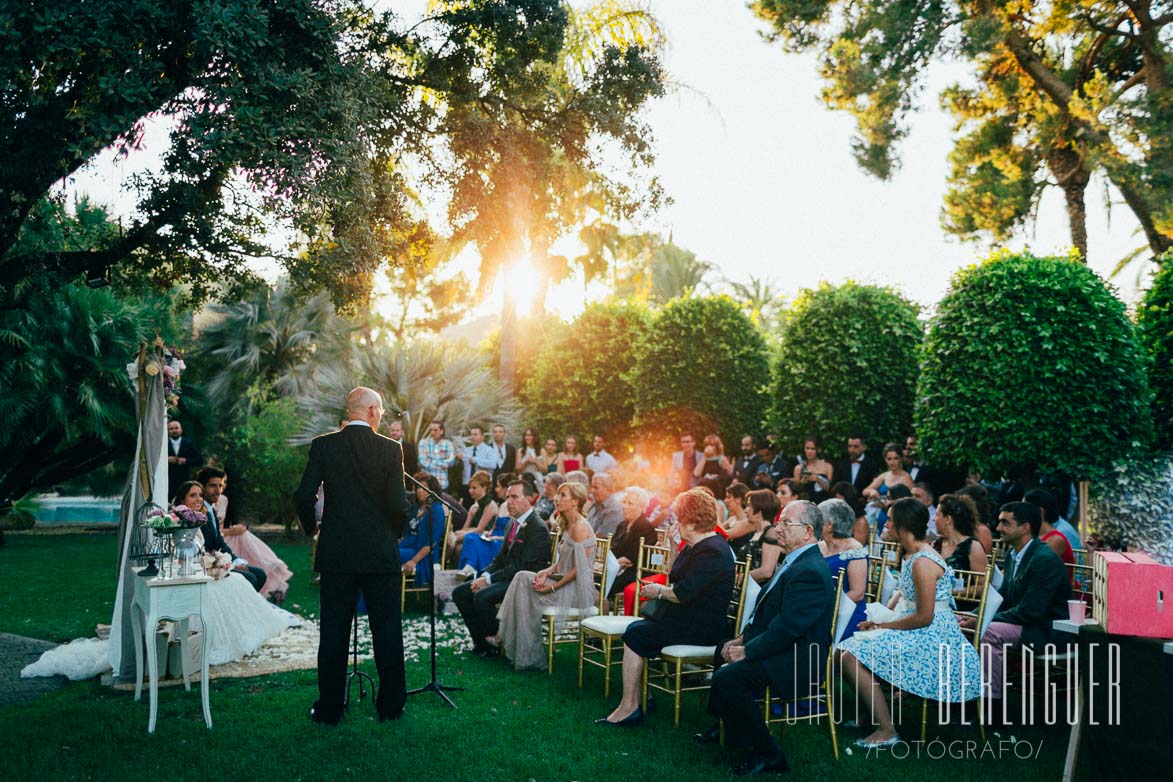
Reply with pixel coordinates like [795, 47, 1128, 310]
[862, 443, 915, 501]
[201, 466, 292, 601]
[607, 487, 659, 606]
[835, 433, 878, 495]
[793, 435, 833, 502]
[555, 435, 584, 475]
[293, 386, 411, 725]
[585, 434, 619, 475]
[388, 418, 417, 477]
[489, 424, 517, 482]
[459, 426, 499, 498]
[515, 427, 544, 486]
[732, 435, 763, 486]
[671, 432, 704, 494]
[539, 438, 561, 475]
[536, 472, 565, 522]
[694, 434, 734, 497]
[452, 480, 551, 657]
[167, 419, 202, 497]
[588, 472, 623, 539]
[418, 420, 456, 491]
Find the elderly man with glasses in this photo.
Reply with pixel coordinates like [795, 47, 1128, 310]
[694, 499, 835, 777]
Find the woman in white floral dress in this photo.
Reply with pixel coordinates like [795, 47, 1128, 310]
[836, 498, 981, 748]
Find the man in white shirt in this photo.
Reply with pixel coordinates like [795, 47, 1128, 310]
[458, 425, 500, 493]
[585, 434, 619, 475]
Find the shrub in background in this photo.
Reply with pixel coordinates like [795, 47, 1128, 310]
[1137, 253, 1173, 448]
[917, 251, 1152, 481]
[769, 281, 922, 459]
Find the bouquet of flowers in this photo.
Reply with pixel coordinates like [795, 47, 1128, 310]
[143, 340, 185, 411]
[202, 550, 234, 580]
[142, 505, 206, 530]
[170, 504, 207, 528]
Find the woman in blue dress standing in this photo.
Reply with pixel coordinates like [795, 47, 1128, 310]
[818, 498, 868, 640]
[400, 471, 448, 585]
[836, 498, 981, 749]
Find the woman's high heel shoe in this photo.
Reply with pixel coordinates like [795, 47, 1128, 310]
[595, 707, 644, 728]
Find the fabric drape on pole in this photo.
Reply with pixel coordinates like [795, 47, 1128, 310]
[108, 345, 168, 681]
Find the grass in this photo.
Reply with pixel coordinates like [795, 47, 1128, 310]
[0, 531, 1077, 781]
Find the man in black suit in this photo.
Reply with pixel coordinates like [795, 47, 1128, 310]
[167, 419, 202, 498]
[966, 501, 1070, 706]
[293, 387, 411, 725]
[488, 424, 517, 483]
[452, 479, 550, 657]
[197, 466, 267, 592]
[835, 432, 878, 494]
[695, 499, 834, 776]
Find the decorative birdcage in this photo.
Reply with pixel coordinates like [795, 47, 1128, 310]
[128, 502, 174, 578]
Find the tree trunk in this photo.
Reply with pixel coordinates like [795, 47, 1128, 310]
[1047, 144, 1091, 261]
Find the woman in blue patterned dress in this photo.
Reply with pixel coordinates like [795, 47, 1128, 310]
[836, 498, 981, 749]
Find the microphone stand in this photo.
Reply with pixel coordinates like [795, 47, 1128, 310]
[404, 472, 465, 708]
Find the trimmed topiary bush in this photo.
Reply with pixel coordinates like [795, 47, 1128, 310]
[1137, 253, 1173, 449]
[520, 301, 653, 446]
[769, 281, 922, 459]
[917, 250, 1152, 481]
[631, 295, 769, 449]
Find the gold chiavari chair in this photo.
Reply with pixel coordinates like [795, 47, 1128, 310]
[578, 539, 670, 697]
[865, 540, 901, 602]
[401, 508, 453, 611]
[643, 558, 754, 727]
[541, 535, 612, 674]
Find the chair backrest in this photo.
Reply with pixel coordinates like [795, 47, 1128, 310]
[591, 535, 613, 613]
[634, 539, 673, 601]
[952, 564, 991, 647]
[435, 508, 453, 564]
[832, 569, 855, 644]
[738, 573, 762, 634]
[727, 559, 751, 635]
[979, 585, 1003, 641]
[866, 540, 901, 601]
[990, 537, 1008, 566]
[1068, 550, 1093, 599]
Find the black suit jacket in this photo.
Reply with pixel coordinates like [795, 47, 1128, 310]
[835, 455, 879, 494]
[168, 437, 203, 494]
[491, 442, 518, 482]
[198, 502, 234, 559]
[995, 538, 1071, 646]
[293, 423, 411, 574]
[484, 509, 550, 585]
[743, 545, 835, 698]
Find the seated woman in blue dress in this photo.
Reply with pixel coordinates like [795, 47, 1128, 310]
[597, 487, 736, 727]
[836, 498, 981, 749]
[458, 472, 516, 573]
[817, 498, 868, 640]
[401, 471, 448, 585]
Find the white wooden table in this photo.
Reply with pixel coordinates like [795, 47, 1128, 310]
[130, 573, 212, 734]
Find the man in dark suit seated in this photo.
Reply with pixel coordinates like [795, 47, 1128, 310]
[196, 466, 267, 592]
[694, 499, 835, 776]
[452, 479, 550, 658]
[966, 501, 1070, 707]
[293, 387, 412, 725]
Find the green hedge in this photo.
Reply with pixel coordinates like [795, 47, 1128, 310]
[631, 296, 769, 449]
[916, 251, 1152, 480]
[520, 301, 652, 446]
[1138, 253, 1173, 448]
[769, 281, 922, 459]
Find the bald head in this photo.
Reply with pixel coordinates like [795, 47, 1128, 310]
[346, 387, 384, 428]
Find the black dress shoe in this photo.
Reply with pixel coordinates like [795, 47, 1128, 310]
[691, 723, 722, 745]
[594, 707, 643, 728]
[732, 752, 789, 776]
[309, 706, 341, 726]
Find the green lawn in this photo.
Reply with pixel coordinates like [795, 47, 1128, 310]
[0, 531, 1076, 781]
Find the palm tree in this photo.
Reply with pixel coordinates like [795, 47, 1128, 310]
[193, 282, 356, 414]
[293, 339, 522, 452]
[726, 275, 782, 331]
[650, 241, 714, 303]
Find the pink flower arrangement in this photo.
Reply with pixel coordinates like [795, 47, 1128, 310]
[201, 550, 233, 580]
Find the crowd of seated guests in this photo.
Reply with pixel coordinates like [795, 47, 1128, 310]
[406, 423, 1095, 775]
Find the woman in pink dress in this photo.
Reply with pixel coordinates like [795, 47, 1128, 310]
[219, 474, 294, 602]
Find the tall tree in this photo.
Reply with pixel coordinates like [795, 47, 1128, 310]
[751, 0, 1173, 262]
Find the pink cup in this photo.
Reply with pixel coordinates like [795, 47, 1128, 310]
[1067, 600, 1087, 624]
